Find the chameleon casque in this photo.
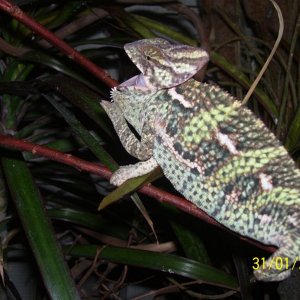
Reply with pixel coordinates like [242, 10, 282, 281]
[101, 38, 300, 282]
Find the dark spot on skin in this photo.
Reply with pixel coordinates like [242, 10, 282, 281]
[244, 208, 250, 215]
[166, 123, 178, 135]
[210, 181, 217, 188]
[175, 86, 182, 94]
[244, 157, 251, 163]
[212, 207, 221, 217]
[220, 125, 235, 134]
[173, 142, 183, 154]
[183, 151, 195, 162]
[187, 176, 193, 182]
[191, 168, 200, 175]
[233, 208, 240, 215]
[254, 218, 260, 225]
[224, 183, 234, 194]
[204, 167, 213, 177]
[259, 207, 272, 216]
[247, 228, 254, 234]
[216, 194, 226, 206]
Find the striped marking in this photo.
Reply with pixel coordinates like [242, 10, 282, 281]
[287, 215, 299, 226]
[259, 214, 273, 225]
[183, 102, 240, 144]
[259, 173, 273, 191]
[155, 120, 204, 175]
[216, 131, 239, 155]
[212, 147, 287, 184]
[168, 88, 193, 108]
[254, 187, 300, 207]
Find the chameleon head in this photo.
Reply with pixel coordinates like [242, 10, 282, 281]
[124, 38, 209, 89]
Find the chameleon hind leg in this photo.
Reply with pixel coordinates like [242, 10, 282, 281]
[254, 233, 300, 281]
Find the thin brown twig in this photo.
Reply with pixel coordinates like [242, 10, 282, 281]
[0, 37, 29, 56]
[131, 279, 238, 300]
[77, 250, 102, 289]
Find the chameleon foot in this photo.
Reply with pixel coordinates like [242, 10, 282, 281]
[110, 157, 158, 186]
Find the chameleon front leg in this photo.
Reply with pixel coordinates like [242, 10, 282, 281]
[110, 157, 158, 186]
[101, 101, 152, 161]
[101, 100, 158, 185]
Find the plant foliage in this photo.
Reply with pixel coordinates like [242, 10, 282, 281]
[0, 0, 299, 299]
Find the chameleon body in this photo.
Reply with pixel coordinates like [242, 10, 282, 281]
[101, 38, 300, 281]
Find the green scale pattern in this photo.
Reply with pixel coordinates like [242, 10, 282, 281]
[150, 80, 300, 264]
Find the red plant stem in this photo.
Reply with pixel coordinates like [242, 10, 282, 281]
[0, 135, 112, 179]
[0, 0, 118, 88]
[0, 135, 275, 253]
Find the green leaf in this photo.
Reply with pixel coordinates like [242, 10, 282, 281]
[67, 244, 238, 289]
[163, 204, 211, 264]
[48, 208, 130, 240]
[38, 2, 83, 30]
[99, 168, 163, 210]
[21, 51, 92, 87]
[41, 75, 112, 137]
[133, 14, 197, 46]
[285, 106, 300, 151]
[44, 94, 117, 171]
[2, 63, 34, 130]
[1, 152, 80, 300]
[111, 8, 155, 38]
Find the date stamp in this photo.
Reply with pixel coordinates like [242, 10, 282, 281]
[253, 257, 299, 271]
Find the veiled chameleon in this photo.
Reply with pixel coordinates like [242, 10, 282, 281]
[101, 38, 300, 281]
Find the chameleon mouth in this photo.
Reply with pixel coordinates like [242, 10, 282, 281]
[118, 74, 155, 90]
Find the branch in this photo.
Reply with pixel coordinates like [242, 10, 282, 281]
[0, 134, 275, 253]
[0, 0, 117, 88]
